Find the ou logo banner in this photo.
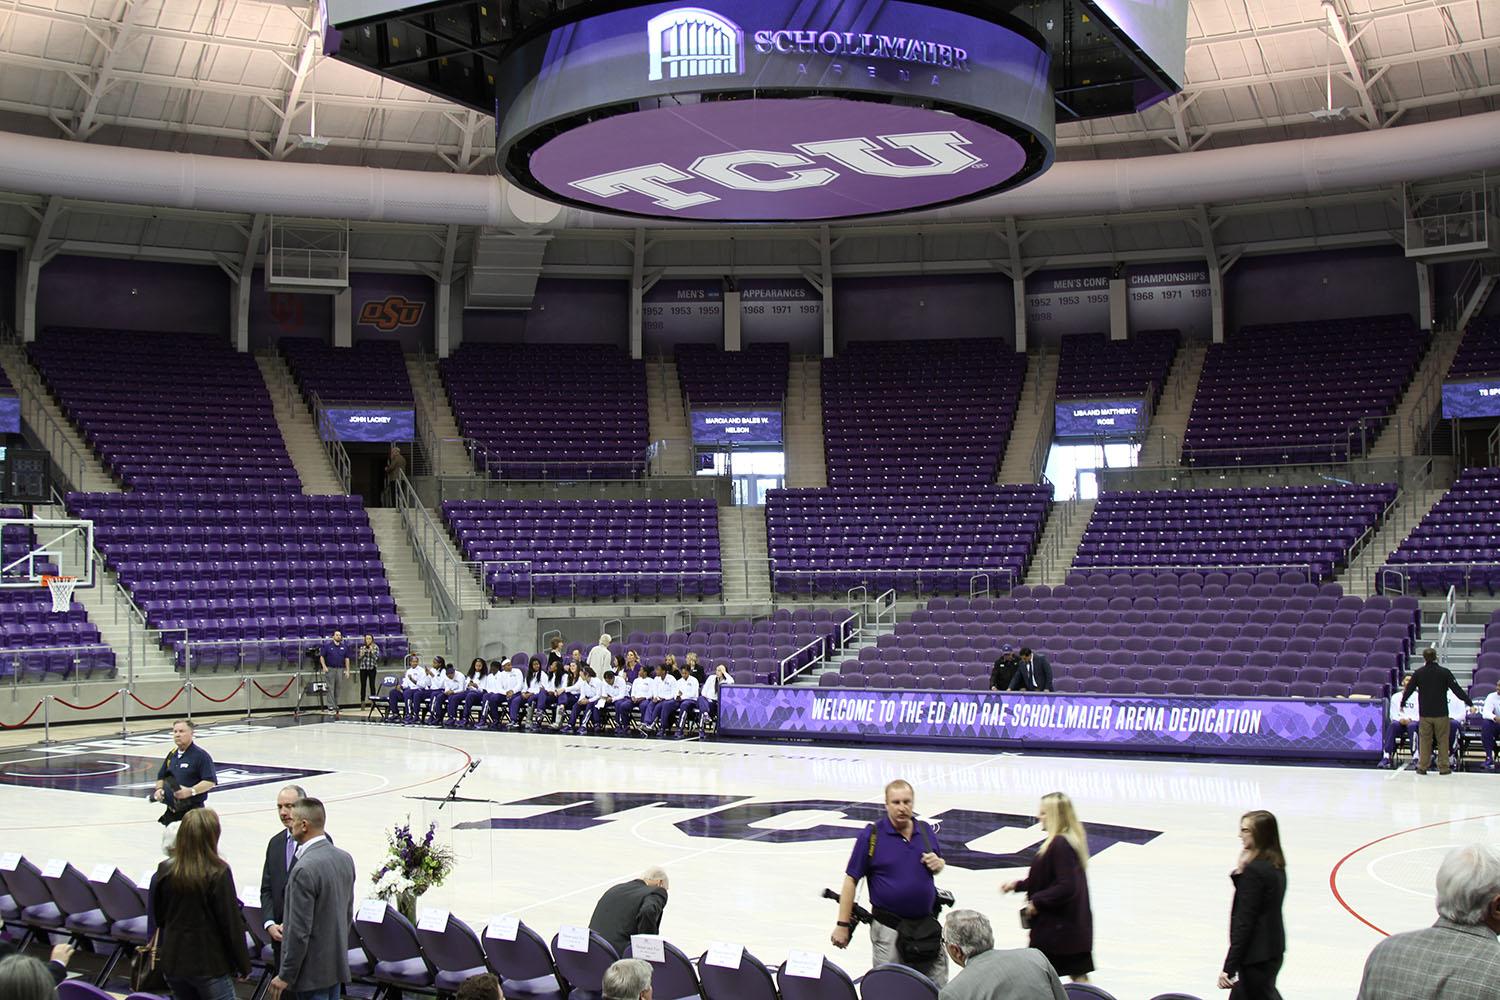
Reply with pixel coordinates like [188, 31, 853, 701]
[358, 295, 426, 332]
[457, 792, 1160, 870]
[571, 130, 981, 212]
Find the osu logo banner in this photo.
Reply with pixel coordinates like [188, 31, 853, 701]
[358, 295, 426, 332]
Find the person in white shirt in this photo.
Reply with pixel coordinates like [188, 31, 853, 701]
[478, 658, 511, 729]
[645, 664, 679, 737]
[698, 663, 733, 734]
[587, 634, 614, 678]
[389, 654, 425, 723]
[409, 658, 446, 725]
[448, 658, 488, 727]
[1379, 673, 1421, 768]
[1480, 679, 1500, 771]
[565, 667, 605, 733]
[509, 658, 547, 731]
[619, 668, 655, 736]
[663, 666, 700, 736]
[430, 663, 466, 727]
[599, 670, 630, 732]
[551, 662, 583, 729]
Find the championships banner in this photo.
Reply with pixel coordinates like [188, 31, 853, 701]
[719, 686, 1384, 759]
[321, 407, 415, 443]
[0, 396, 19, 434]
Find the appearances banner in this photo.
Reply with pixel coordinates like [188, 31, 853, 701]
[0, 396, 18, 434]
[1054, 398, 1146, 436]
[1441, 380, 1500, 419]
[692, 410, 783, 445]
[719, 686, 1384, 759]
[322, 407, 415, 443]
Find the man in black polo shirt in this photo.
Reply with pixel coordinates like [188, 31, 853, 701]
[152, 719, 217, 825]
[831, 779, 949, 984]
[1400, 647, 1473, 775]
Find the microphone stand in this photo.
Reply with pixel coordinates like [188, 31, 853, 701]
[437, 758, 482, 812]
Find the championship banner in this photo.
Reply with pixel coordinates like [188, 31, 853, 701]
[321, 407, 416, 443]
[719, 685, 1384, 759]
[1441, 379, 1500, 419]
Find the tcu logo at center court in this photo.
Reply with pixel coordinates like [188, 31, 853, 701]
[570, 130, 982, 211]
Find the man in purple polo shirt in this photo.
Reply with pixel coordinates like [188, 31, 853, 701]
[830, 778, 949, 985]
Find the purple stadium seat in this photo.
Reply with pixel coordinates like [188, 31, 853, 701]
[354, 901, 436, 993]
[859, 963, 940, 1000]
[777, 956, 859, 1000]
[413, 910, 491, 992]
[697, 947, 779, 1000]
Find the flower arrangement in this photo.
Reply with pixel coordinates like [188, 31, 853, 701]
[371, 820, 454, 911]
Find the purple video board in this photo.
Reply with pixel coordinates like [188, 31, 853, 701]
[321, 407, 415, 443]
[1054, 398, 1147, 436]
[691, 410, 783, 445]
[496, 0, 1055, 221]
[0, 396, 18, 434]
[1441, 379, 1500, 419]
[719, 686, 1385, 759]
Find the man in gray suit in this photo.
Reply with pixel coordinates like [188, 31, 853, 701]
[938, 910, 1066, 1000]
[269, 797, 357, 1000]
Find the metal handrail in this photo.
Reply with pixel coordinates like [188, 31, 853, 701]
[777, 636, 826, 685]
[1371, 562, 1500, 600]
[1436, 585, 1458, 659]
[3, 346, 95, 492]
[392, 470, 475, 618]
[872, 588, 896, 635]
[307, 390, 353, 494]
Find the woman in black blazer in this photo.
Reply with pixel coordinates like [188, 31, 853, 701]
[151, 808, 252, 1000]
[1220, 809, 1287, 1000]
[1001, 792, 1095, 982]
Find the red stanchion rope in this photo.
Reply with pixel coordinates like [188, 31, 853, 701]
[53, 690, 123, 712]
[194, 681, 245, 704]
[0, 702, 43, 729]
[129, 687, 186, 711]
[253, 677, 298, 699]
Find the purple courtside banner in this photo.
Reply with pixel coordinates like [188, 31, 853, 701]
[719, 686, 1385, 759]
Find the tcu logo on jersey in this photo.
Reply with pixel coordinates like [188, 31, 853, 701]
[570, 130, 982, 211]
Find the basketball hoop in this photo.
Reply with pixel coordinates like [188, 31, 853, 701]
[40, 575, 78, 614]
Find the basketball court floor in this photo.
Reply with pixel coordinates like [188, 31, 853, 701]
[1, 715, 1491, 997]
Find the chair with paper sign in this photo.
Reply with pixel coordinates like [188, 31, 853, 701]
[0, 854, 64, 946]
[353, 899, 438, 996]
[859, 963, 939, 1000]
[776, 953, 858, 1000]
[549, 926, 618, 1000]
[413, 907, 491, 993]
[85, 866, 150, 984]
[695, 944, 777, 1000]
[622, 936, 700, 1000]
[481, 918, 566, 1000]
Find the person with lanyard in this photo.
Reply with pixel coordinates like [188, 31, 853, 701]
[153, 720, 218, 826]
[318, 630, 354, 719]
[831, 778, 949, 986]
[355, 634, 382, 705]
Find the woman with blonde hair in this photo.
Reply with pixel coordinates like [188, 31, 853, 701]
[150, 808, 251, 1000]
[1001, 791, 1095, 982]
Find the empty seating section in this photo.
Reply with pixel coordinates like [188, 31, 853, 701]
[674, 343, 788, 405]
[1382, 468, 1500, 594]
[767, 485, 1050, 597]
[29, 329, 300, 491]
[1183, 316, 1424, 465]
[624, 609, 854, 684]
[0, 508, 112, 680]
[1076, 485, 1394, 581]
[821, 339, 1027, 485]
[66, 492, 403, 669]
[1055, 330, 1179, 403]
[1450, 316, 1500, 377]
[1478, 608, 1500, 697]
[445, 499, 722, 602]
[440, 344, 648, 479]
[279, 337, 413, 404]
[824, 577, 1419, 700]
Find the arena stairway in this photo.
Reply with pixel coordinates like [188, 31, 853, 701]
[255, 353, 344, 495]
[784, 357, 827, 488]
[0, 344, 118, 493]
[646, 359, 693, 475]
[1370, 328, 1463, 458]
[1140, 340, 1207, 467]
[718, 505, 771, 604]
[1338, 487, 1449, 598]
[996, 350, 1057, 484]
[405, 355, 472, 478]
[366, 508, 455, 660]
[1024, 499, 1095, 587]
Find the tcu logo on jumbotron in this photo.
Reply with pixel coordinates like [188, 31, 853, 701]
[571, 130, 982, 211]
[647, 8, 744, 81]
[358, 296, 425, 332]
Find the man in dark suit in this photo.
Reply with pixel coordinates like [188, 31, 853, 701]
[270, 797, 356, 1000]
[588, 867, 669, 957]
[1007, 647, 1054, 692]
[260, 784, 308, 951]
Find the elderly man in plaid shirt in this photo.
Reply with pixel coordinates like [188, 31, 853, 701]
[1357, 843, 1500, 999]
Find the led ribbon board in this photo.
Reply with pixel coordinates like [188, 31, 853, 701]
[495, 1, 1055, 221]
[1441, 379, 1500, 419]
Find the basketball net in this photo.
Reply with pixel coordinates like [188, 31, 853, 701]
[41, 575, 78, 614]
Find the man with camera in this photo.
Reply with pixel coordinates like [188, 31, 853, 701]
[830, 779, 949, 985]
[152, 720, 217, 826]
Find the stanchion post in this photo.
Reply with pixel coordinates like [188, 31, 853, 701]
[119, 686, 129, 738]
[41, 694, 52, 745]
[244, 672, 253, 722]
[185, 680, 194, 722]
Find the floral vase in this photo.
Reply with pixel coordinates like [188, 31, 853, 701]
[396, 890, 420, 923]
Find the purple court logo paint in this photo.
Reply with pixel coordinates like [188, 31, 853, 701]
[0, 752, 327, 800]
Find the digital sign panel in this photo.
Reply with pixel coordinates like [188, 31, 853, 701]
[1054, 398, 1147, 436]
[720, 686, 1384, 760]
[0, 396, 19, 435]
[1441, 379, 1500, 419]
[691, 410, 783, 445]
[496, 0, 1056, 221]
[321, 408, 416, 443]
[1090, 0, 1191, 90]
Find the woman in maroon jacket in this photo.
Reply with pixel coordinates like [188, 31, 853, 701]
[1001, 792, 1095, 982]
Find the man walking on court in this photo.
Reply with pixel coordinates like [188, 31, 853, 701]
[270, 797, 356, 1000]
[1400, 648, 1472, 775]
[831, 778, 949, 985]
